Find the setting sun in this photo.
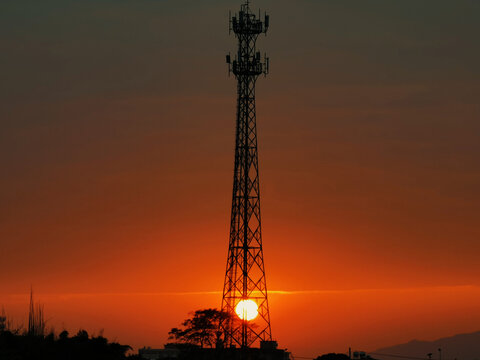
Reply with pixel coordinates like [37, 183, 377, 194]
[235, 299, 259, 321]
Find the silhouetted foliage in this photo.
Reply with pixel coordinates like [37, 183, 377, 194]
[59, 330, 69, 340]
[0, 309, 7, 333]
[0, 328, 132, 360]
[28, 288, 46, 337]
[168, 308, 232, 348]
[315, 353, 352, 360]
[0, 308, 21, 335]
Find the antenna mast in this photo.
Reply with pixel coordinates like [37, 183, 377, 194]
[222, 0, 271, 349]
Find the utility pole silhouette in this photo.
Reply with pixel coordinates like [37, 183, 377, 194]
[221, 0, 271, 348]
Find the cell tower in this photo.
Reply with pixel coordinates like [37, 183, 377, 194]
[221, 0, 271, 348]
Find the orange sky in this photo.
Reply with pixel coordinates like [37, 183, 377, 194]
[2, 287, 480, 357]
[1, 0, 480, 357]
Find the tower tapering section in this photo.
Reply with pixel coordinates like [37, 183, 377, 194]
[221, 0, 271, 348]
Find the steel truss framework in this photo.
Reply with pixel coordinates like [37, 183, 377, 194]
[221, 0, 271, 349]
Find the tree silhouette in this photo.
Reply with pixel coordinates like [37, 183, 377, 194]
[168, 308, 232, 348]
[0, 308, 6, 333]
[315, 353, 351, 360]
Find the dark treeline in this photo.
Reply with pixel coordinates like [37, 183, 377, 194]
[316, 354, 352, 360]
[0, 329, 137, 360]
[0, 289, 137, 360]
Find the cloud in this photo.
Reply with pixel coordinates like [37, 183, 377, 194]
[3, 285, 479, 303]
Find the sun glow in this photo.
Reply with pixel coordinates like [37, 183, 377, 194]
[235, 299, 259, 321]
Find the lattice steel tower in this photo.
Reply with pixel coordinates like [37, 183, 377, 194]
[221, 0, 271, 348]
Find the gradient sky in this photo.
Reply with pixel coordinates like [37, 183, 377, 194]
[1, 0, 480, 357]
